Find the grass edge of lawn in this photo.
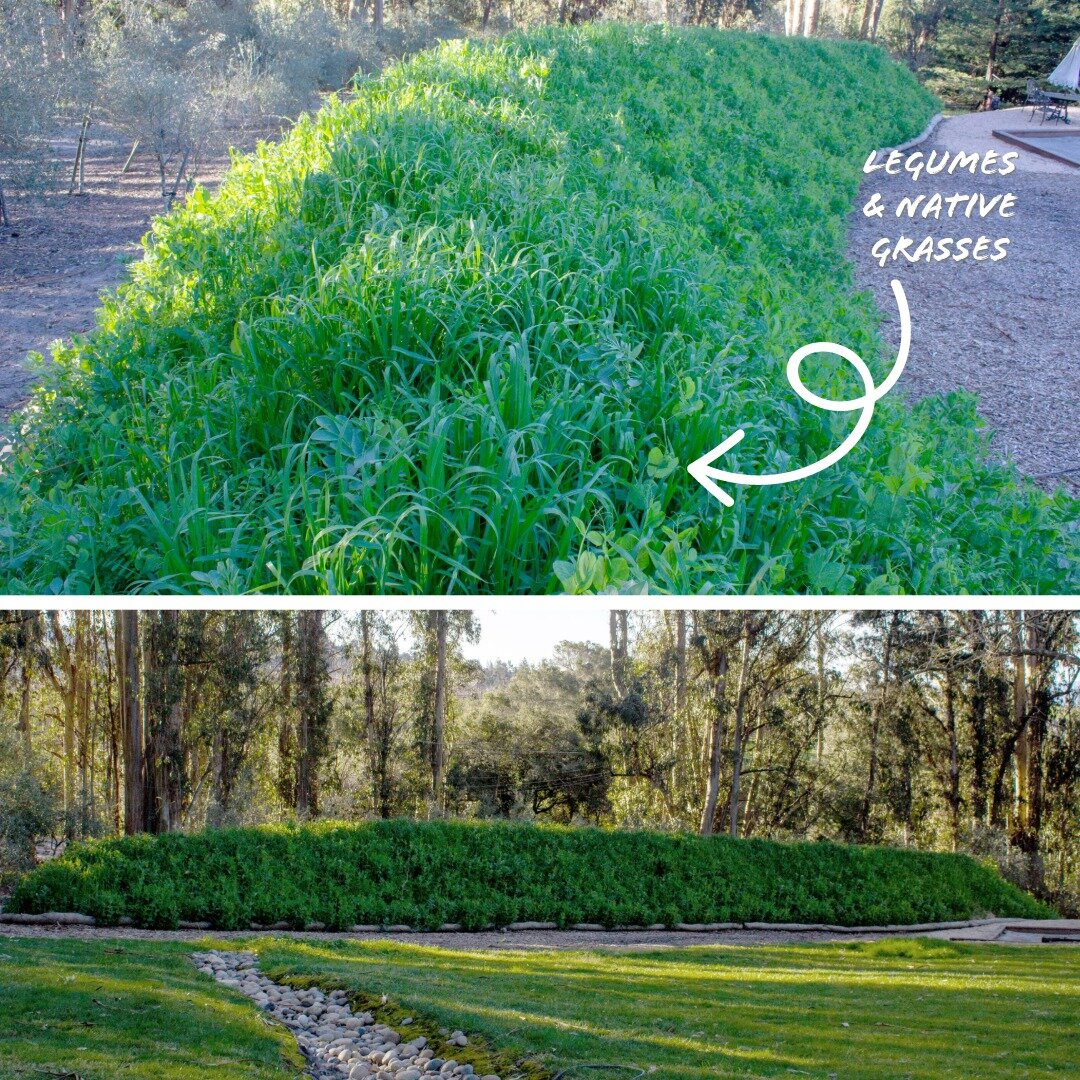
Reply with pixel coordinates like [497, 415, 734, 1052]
[0, 935, 307, 1080]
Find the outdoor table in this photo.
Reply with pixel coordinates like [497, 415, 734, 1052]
[1043, 91, 1080, 122]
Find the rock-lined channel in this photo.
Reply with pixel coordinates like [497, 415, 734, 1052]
[192, 950, 501, 1080]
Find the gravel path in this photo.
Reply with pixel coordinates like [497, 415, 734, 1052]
[0, 123, 233, 415]
[849, 107, 1080, 493]
[5, 920, 1077, 948]
[0, 923, 870, 948]
[194, 949, 492, 1080]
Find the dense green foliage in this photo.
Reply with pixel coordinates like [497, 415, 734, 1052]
[0, 937, 303, 1080]
[9, 819, 1053, 929]
[258, 936, 1080, 1080]
[3, 24, 1076, 594]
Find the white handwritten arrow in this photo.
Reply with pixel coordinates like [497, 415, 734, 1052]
[687, 278, 911, 507]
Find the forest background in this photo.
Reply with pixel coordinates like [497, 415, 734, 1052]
[4, 0, 1079, 224]
[1, 608, 1076, 916]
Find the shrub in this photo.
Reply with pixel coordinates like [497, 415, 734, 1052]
[0, 729, 61, 891]
[82, 0, 386, 205]
[7, 817, 1054, 929]
[2, 24, 1076, 594]
[0, 0, 65, 221]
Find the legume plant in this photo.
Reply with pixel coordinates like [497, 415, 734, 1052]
[2, 25, 1076, 593]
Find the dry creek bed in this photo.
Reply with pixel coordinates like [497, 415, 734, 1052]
[194, 948, 492, 1080]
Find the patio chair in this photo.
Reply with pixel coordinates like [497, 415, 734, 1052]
[1026, 78, 1068, 123]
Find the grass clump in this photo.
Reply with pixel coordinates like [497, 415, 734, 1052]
[255, 936, 1080, 1080]
[7, 818, 1053, 930]
[0, 937, 304, 1080]
[2, 23, 1076, 594]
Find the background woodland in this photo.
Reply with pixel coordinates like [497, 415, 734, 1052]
[2, 609, 1077, 914]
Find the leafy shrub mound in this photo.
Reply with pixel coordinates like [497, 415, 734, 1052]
[7, 819, 1052, 930]
[3, 24, 1076, 594]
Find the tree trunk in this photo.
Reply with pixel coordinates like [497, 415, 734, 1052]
[373, 0, 384, 32]
[609, 610, 630, 699]
[700, 645, 729, 836]
[858, 0, 873, 38]
[119, 611, 145, 835]
[1017, 612, 1058, 886]
[18, 650, 32, 753]
[671, 610, 688, 798]
[786, 0, 805, 35]
[967, 612, 990, 827]
[296, 611, 328, 818]
[278, 613, 297, 810]
[431, 610, 448, 812]
[986, 0, 1008, 84]
[728, 613, 753, 838]
[741, 716, 768, 836]
[102, 612, 121, 835]
[47, 612, 77, 828]
[944, 649, 961, 851]
[803, 0, 820, 36]
[360, 611, 391, 817]
[868, 0, 885, 40]
[1026, 679, 1049, 858]
[675, 611, 688, 715]
[75, 612, 91, 832]
[1011, 612, 1029, 837]
[815, 618, 827, 763]
[145, 611, 184, 832]
[860, 612, 898, 841]
[68, 113, 90, 196]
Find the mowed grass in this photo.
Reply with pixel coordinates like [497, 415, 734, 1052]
[0, 936, 1076, 1079]
[259, 937, 1080, 1079]
[0, 937, 302, 1080]
[2, 24, 1076, 594]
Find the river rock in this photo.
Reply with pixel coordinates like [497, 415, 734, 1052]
[190, 949, 498, 1080]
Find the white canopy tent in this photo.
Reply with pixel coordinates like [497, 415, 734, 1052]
[1049, 35, 1080, 89]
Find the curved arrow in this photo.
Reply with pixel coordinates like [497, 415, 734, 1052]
[687, 279, 910, 508]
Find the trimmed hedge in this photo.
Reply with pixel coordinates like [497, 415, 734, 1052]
[7, 819, 1053, 929]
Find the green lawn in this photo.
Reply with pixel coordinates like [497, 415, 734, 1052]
[0, 938, 301, 1080]
[1, 936, 1077, 1080]
[258, 937, 1080, 1080]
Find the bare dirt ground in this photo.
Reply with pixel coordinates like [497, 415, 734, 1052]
[0, 123, 231, 413]
[2, 920, 1076, 949]
[849, 107, 1080, 494]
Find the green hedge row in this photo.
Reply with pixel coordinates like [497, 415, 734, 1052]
[7, 820, 1053, 930]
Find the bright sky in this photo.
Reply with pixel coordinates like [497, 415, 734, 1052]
[464, 608, 612, 666]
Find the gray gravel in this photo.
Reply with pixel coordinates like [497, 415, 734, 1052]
[193, 949, 491, 1080]
[848, 109, 1080, 493]
[5, 919, 1072, 955]
[0, 923, 882, 948]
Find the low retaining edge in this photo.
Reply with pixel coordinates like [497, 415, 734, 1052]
[0, 911, 999, 934]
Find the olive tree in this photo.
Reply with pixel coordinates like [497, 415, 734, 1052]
[0, 0, 64, 223]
